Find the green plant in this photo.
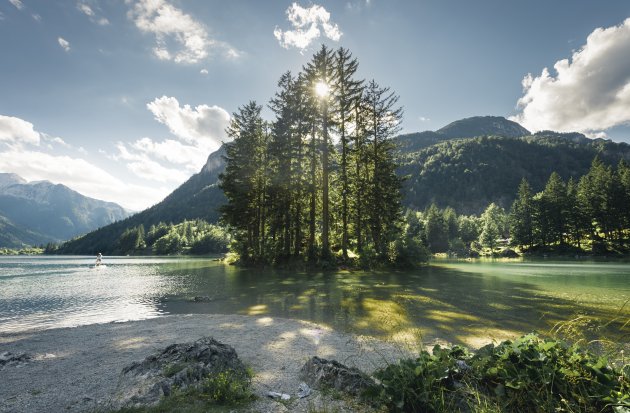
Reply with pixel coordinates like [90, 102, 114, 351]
[197, 369, 253, 405]
[367, 333, 630, 413]
[366, 344, 470, 412]
[112, 368, 254, 413]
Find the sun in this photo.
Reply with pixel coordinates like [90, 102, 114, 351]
[315, 81, 330, 97]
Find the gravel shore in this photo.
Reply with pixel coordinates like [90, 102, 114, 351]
[0, 314, 411, 412]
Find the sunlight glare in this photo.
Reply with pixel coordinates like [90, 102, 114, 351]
[315, 81, 330, 97]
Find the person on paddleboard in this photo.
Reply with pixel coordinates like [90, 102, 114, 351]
[96, 253, 102, 266]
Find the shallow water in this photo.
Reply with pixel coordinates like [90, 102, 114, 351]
[0, 256, 628, 346]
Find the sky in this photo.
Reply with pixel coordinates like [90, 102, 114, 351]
[2, 0, 630, 211]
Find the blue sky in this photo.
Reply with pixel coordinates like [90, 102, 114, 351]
[1, 0, 630, 210]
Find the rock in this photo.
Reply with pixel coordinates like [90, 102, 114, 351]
[500, 248, 520, 258]
[299, 356, 375, 396]
[108, 337, 247, 409]
[0, 351, 32, 368]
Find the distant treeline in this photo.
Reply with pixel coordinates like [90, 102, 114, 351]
[0, 247, 44, 255]
[410, 156, 630, 256]
[46, 219, 229, 256]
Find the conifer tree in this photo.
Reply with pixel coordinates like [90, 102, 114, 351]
[303, 45, 336, 259]
[219, 101, 266, 261]
[363, 79, 403, 257]
[565, 177, 589, 248]
[509, 178, 535, 249]
[479, 203, 505, 252]
[541, 172, 567, 245]
[333, 47, 363, 260]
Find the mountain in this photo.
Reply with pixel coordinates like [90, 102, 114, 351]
[55, 115, 630, 253]
[0, 214, 56, 249]
[395, 116, 530, 152]
[0, 173, 26, 189]
[55, 147, 226, 254]
[399, 133, 630, 213]
[437, 116, 530, 139]
[0, 174, 131, 247]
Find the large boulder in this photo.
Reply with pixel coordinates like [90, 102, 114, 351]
[299, 356, 375, 396]
[108, 337, 247, 410]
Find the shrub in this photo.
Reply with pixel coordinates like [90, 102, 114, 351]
[367, 333, 630, 413]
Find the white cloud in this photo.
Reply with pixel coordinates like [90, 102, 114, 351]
[126, 0, 240, 64]
[47, 135, 69, 147]
[115, 142, 190, 183]
[418, 116, 430, 122]
[58, 37, 71, 52]
[200, 68, 208, 75]
[511, 18, 630, 136]
[146, 95, 230, 150]
[112, 96, 230, 186]
[9, 0, 23, 10]
[77, 2, 110, 25]
[130, 137, 203, 168]
[78, 3, 94, 17]
[0, 148, 168, 210]
[0, 115, 41, 146]
[32, 14, 41, 21]
[0, 115, 170, 210]
[274, 3, 342, 51]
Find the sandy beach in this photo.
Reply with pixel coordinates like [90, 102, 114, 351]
[0, 314, 411, 413]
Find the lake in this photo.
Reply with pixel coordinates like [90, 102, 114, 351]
[1, 256, 628, 348]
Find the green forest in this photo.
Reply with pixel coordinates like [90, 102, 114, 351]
[415, 157, 630, 256]
[399, 132, 630, 214]
[219, 45, 420, 267]
[47, 219, 229, 256]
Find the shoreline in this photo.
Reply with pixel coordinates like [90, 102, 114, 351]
[0, 314, 410, 413]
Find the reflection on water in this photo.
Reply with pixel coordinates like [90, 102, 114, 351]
[0, 256, 628, 347]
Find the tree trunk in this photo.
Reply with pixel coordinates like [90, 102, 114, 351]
[321, 99, 330, 259]
[308, 123, 317, 261]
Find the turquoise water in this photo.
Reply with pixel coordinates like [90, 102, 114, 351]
[0, 256, 628, 346]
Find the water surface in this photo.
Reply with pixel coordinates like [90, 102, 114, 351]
[1, 256, 628, 347]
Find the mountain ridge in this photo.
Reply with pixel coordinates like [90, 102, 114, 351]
[0, 173, 131, 248]
[396, 115, 531, 152]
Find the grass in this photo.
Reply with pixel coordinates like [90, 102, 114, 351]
[111, 368, 254, 413]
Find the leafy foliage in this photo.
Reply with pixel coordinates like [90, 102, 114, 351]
[368, 333, 630, 413]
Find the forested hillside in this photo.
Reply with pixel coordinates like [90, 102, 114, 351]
[399, 133, 630, 214]
[54, 148, 225, 254]
[0, 214, 56, 248]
